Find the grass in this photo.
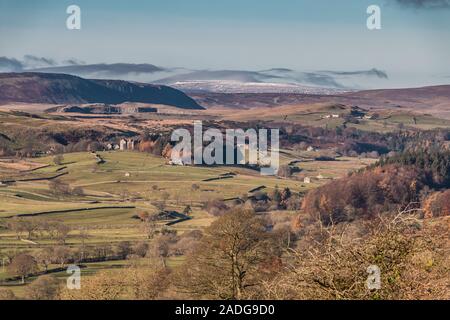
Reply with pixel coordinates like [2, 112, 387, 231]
[0, 150, 375, 298]
[219, 103, 450, 132]
[0, 259, 132, 299]
[0, 151, 300, 249]
[0, 150, 371, 220]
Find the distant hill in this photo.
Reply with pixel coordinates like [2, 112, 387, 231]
[190, 84, 450, 119]
[342, 85, 450, 119]
[0, 73, 204, 110]
[345, 85, 450, 102]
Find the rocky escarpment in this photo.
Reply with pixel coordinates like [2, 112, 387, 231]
[45, 104, 158, 114]
[0, 72, 204, 110]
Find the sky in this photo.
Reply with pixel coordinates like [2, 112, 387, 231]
[0, 0, 449, 87]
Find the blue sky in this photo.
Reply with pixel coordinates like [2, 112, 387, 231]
[0, 0, 449, 86]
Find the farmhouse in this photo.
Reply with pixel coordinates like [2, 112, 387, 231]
[323, 114, 340, 119]
[127, 139, 135, 150]
[119, 138, 137, 151]
[119, 139, 127, 151]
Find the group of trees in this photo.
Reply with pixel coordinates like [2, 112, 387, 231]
[1, 199, 448, 300]
[263, 212, 449, 300]
[0, 221, 203, 299]
[203, 186, 299, 217]
[2, 260, 171, 300]
[134, 214, 204, 263]
[138, 123, 400, 166]
[49, 179, 84, 197]
[3, 114, 449, 169]
[7, 217, 70, 243]
[302, 165, 424, 224]
[377, 148, 450, 188]
[5, 246, 73, 285]
[204, 199, 230, 216]
[422, 189, 450, 218]
[269, 186, 300, 210]
[1, 237, 167, 289]
[176, 204, 449, 300]
[281, 124, 449, 157]
[138, 134, 170, 157]
[242, 187, 300, 212]
[7, 254, 38, 284]
[1, 120, 123, 158]
[302, 149, 450, 225]
[2, 205, 208, 297]
[53, 154, 64, 165]
[59, 260, 170, 300]
[278, 164, 293, 178]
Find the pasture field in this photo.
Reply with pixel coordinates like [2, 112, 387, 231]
[0, 150, 373, 297]
[217, 103, 450, 132]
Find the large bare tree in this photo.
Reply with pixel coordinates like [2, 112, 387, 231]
[177, 208, 282, 299]
[8, 254, 38, 284]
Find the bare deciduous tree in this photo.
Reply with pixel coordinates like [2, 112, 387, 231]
[177, 208, 282, 299]
[26, 275, 60, 300]
[53, 154, 64, 166]
[8, 254, 38, 284]
[261, 211, 449, 300]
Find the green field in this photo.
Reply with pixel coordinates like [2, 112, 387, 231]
[0, 150, 374, 297]
[0, 151, 302, 296]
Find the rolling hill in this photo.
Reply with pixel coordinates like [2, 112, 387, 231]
[192, 85, 450, 119]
